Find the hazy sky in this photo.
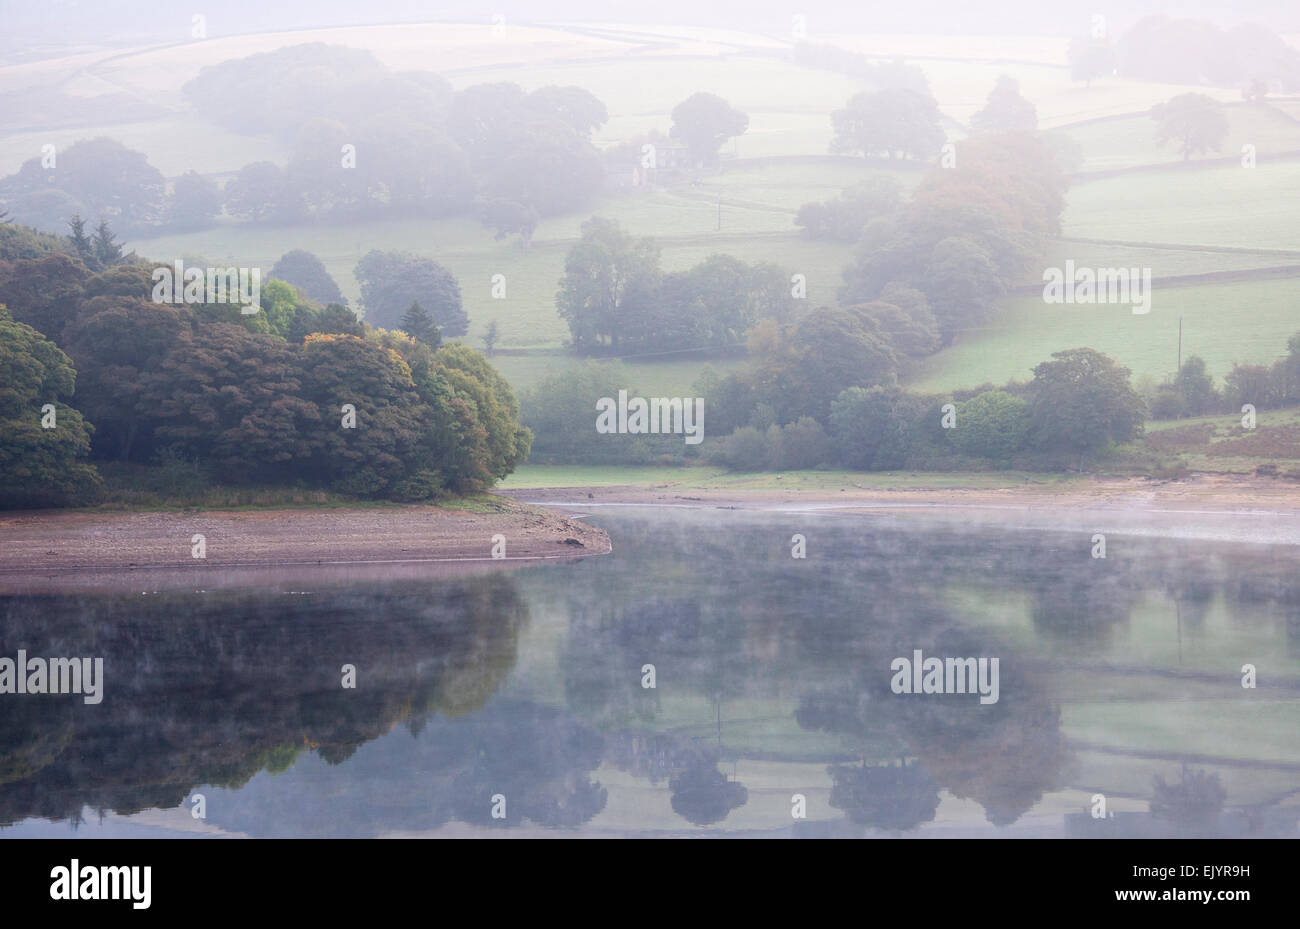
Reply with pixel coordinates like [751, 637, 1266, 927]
[3, 0, 1298, 58]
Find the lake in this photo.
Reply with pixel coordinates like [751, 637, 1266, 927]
[1, 507, 1297, 837]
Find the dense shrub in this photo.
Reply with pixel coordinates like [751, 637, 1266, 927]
[952, 391, 1031, 461]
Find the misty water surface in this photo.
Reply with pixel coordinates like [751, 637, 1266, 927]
[1, 508, 1297, 837]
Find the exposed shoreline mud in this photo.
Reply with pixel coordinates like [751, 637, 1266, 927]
[500, 473, 1300, 545]
[500, 473, 1300, 513]
[0, 498, 610, 592]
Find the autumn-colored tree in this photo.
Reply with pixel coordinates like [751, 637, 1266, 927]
[140, 322, 321, 478]
[0, 254, 92, 342]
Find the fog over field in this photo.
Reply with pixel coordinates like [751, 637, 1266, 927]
[0, 0, 1297, 879]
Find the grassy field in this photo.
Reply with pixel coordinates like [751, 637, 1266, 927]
[15, 23, 1300, 410]
[702, 157, 922, 211]
[825, 42, 1242, 128]
[490, 351, 750, 397]
[1053, 104, 1300, 173]
[128, 160, 1300, 399]
[1142, 407, 1300, 474]
[452, 56, 864, 157]
[0, 114, 285, 177]
[1027, 239, 1300, 284]
[130, 172, 857, 354]
[9, 23, 1300, 833]
[1063, 160, 1300, 250]
[906, 277, 1300, 394]
[82, 24, 638, 104]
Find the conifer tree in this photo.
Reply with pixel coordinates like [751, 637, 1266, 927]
[400, 300, 441, 348]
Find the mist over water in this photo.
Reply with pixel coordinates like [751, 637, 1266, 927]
[2, 509, 1295, 837]
[1, 0, 1299, 873]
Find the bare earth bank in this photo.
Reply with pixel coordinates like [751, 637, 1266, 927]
[500, 473, 1300, 513]
[500, 473, 1300, 546]
[0, 498, 610, 583]
[5, 473, 1300, 592]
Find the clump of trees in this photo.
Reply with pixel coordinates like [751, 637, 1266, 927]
[1143, 335, 1300, 419]
[1116, 15, 1300, 91]
[630, 128, 1070, 470]
[707, 346, 1146, 473]
[795, 176, 903, 242]
[555, 218, 796, 355]
[354, 250, 467, 336]
[830, 87, 945, 161]
[0, 222, 528, 507]
[166, 170, 222, 232]
[520, 364, 697, 466]
[193, 45, 607, 226]
[838, 130, 1067, 345]
[0, 138, 165, 235]
[0, 45, 613, 238]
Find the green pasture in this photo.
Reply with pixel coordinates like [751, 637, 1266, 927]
[1063, 160, 1300, 250]
[1025, 239, 1299, 286]
[1053, 104, 1300, 173]
[23, 29, 1300, 418]
[131, 195, 852, 358]
[906, 277, 1300, 394]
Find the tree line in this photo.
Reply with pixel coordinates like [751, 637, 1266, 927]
[1145, 341, 1300, 420]
[0, 221, 528, 508]
[0, 44, 760, 244]
[519, 343, 1148, 474]
[554, 217, 796, 355]
[709, 347, 1145, 473]
[0, 44, 607, 236]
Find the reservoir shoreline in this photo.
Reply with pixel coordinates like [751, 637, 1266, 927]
[0, 497, 610, 591]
